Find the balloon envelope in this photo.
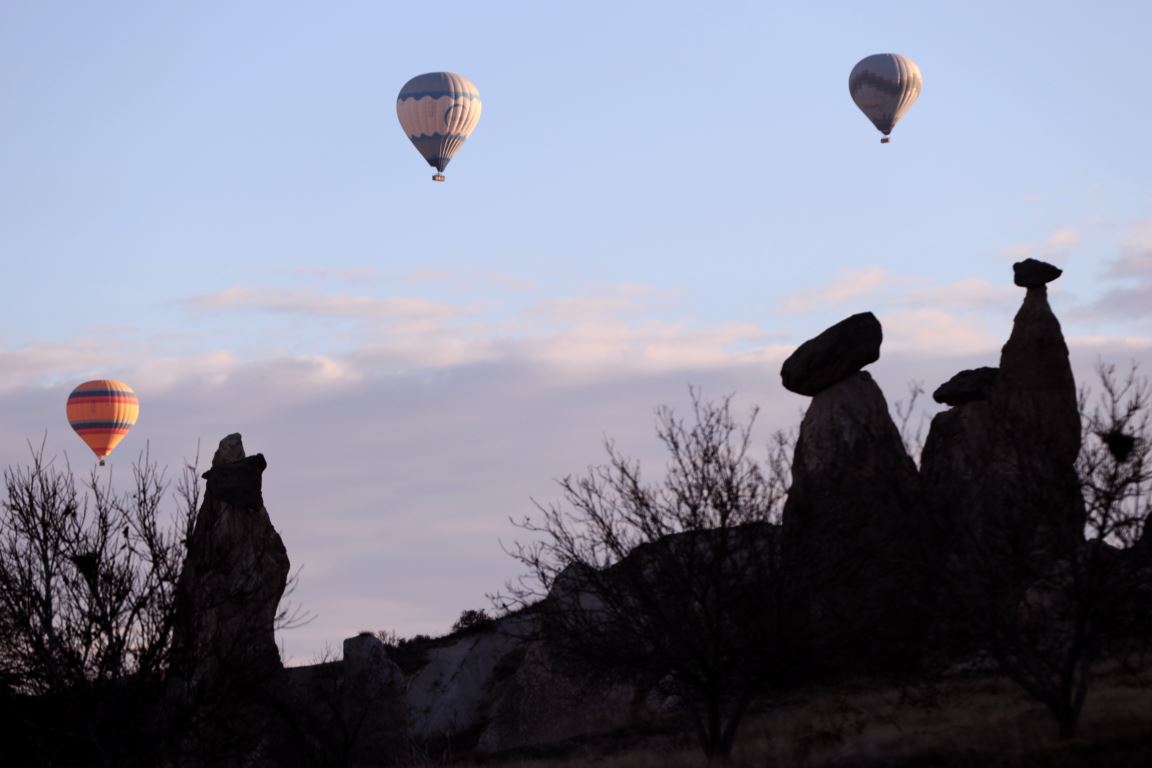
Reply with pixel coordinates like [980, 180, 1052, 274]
[849, 54, 922, 139]
[396, 72, 482, 175]
[67, 379, 139, 462]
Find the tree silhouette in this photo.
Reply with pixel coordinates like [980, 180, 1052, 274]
[501, 392, 797, 761]
[0, 442, 199, 766]
[953, 363, 1152, 739]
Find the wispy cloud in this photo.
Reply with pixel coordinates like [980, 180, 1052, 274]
[520, 321, 784, 375]
[882, 309, 1002, 357]
[1076, 220, 1152, 320]
[1103, 221, 1152, 279]
[183, 287, 464, 321]
[1001, 227, 1081, 261]
[777, 268, 887, 314]
[897, 277, 1016, 310]
[526, 283, 673, 324]
[1067, 335, 1152, 351]
[0, 338, 133, 393]
[10, 286, 1152, 664]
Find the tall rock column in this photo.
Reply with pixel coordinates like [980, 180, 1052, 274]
[780, 313, 928, 671]
[167, 433, 290, 766]
[920, 260, 1085, 634]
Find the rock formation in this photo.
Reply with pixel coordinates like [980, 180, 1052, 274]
[921, 260, 1084, 628]
[1013, 257, 1063, 288]
[476, 637, 662, 754]
[781, 312, 882, 396]
[171, 434, 289, 683]
[279, 634, 408, 767]
[405, 616, 532, 743]
[338, 634, 408, 765]
[167, 434, 291, 766]
[932, 367, 998, 406]
[781, 362, 927, 670]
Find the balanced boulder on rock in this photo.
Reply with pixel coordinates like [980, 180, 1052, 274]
[781, 312, 882, 396]
[1013, 258, 1063, 288]
[933, 367, 998, 406]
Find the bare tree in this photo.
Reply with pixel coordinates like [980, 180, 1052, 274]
[0, 441, 200, 765]
[500, 392, 796, 761]
[0, 442, 199, 694]
[960, 363, 1152, 739]
[893, 379, 928, 464]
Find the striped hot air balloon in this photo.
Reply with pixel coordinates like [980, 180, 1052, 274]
[849, 54, 922, 143]
[66, 379, 139, 465]
[396, 72, 482, 182]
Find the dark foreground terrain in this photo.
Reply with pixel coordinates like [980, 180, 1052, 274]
[443, 666, 1152, 767]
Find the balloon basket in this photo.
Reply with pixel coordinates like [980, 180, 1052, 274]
[432, 174, 445, 182]
[99, 459, 106, 466]
[880, 137, 890, 144]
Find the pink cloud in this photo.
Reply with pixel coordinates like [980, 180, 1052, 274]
[777, 268, 887, 314]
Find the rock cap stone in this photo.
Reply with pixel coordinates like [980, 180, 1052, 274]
[781, 312, 882, 396]
[932, 367, 998, 406]
[212, 433, 246, 467]
[1013, 258, 1062, 288]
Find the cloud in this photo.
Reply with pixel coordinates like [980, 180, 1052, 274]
[1104, 222, 1152, 279]
[1074, 221, 1152, 320]
[519, 321, 785, 375]
[525, 283, 671, 324]
[127, 350, 240, 392]
[777, 268, 887, 314]
[183, 286, 464, 321]
[1047, 228, 1082, 248]
[0, 337, 135, 393]
[1106, 250, 1152, 279]
[897, 277, 1016, 310]
[9, 288, 1152, 665]
[1001, 227, 1082, 260]
[1079, 285, 1152, 320]
[1067, 335, 1152, 351]
[881, 309, 1002, 357]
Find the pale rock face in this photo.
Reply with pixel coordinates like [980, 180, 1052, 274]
[405, 615, 533, 740]
[476, 639, 656, 754]
[212, 432, 247, 467]
[402, 608, 671, 754]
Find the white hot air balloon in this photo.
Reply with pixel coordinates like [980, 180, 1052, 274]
[849, 54, 922, 143]
[396, 72, 482, 181]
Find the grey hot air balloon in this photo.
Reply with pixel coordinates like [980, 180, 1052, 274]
[396, 72, 482, 181]
[849, 54, 922, 143]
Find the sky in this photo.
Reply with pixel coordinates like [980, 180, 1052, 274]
[2, 1, 1151, 662]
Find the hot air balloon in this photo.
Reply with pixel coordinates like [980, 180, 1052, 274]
[396, 72, 482, 181]
[66, 379, 139, 465]
[849, 54, 922, 143]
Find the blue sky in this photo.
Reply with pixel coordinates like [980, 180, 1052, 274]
[2, 1, 1151, 660]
